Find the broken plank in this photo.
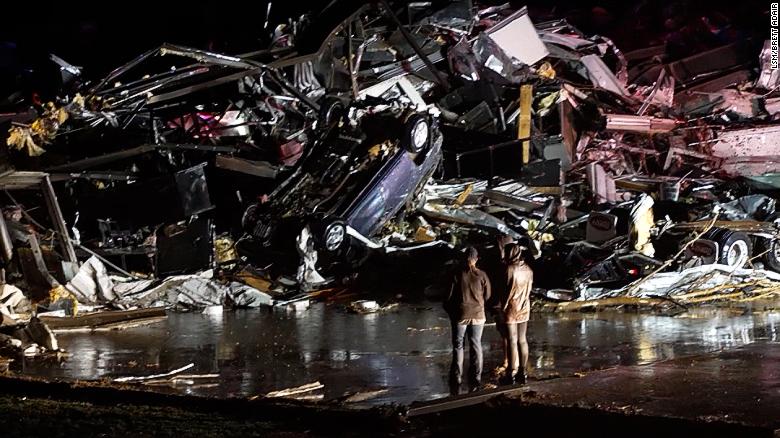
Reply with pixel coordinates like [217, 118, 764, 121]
[406, 385, 527, 417]
[547, 297, 667, 312]
[39, 308, 166, 329]
[265, 381, 324, 398]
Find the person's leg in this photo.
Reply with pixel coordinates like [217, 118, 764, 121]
[467, 323, 484, 387]
[506, 322, 519, 379]
[450, 323, 467, 385]
[517, 321, 529, 382]
[497, 323, 509, 369]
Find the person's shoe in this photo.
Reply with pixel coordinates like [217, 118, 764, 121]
[449, 376, 462, 395]
[517, 373, 527, 384]
[498, 374, 515, 385]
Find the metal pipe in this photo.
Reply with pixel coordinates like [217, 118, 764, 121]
[0, 214, 13, 264]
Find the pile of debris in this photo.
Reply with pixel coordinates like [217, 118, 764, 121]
[1, 284, 60, 358]
[0, 0, 777, 318]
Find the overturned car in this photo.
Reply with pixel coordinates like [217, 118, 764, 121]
[240, 96, 442, 274]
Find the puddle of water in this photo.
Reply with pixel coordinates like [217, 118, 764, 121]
[16, 302, 780, 405]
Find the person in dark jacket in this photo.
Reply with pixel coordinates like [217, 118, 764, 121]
[444, 246, 491, 392]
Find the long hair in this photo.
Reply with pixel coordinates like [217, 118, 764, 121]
[496, 234, 513, 260]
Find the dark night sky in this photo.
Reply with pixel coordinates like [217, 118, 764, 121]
[0, 0, 768, 99]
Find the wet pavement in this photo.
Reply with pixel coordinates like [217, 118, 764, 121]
[518, 341, 780, 430]
[15, 301, 780, 406]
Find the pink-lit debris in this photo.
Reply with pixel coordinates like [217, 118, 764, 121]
[710, 125, 780, 177]
[604, 114, 678, 133]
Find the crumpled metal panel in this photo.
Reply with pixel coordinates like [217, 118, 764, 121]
[421, 202, 523, 240]
[757, 40, 780, 90]
[483, 7, 548, 66]
[580, 54, 627, 97]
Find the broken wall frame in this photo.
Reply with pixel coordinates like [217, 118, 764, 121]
[0, 171, 77, 264]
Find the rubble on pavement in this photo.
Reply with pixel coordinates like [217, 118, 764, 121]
[0, 0, 777, 335]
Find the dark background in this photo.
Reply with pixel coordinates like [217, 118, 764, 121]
[0, 0, 767, 77]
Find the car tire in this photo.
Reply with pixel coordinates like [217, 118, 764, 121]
[704, 228, 752, 268]
[241, 203, 259, 231]
[319, 96, 345, 130]
[242, 203, 266, 237]
[402, 114, 430, 154]
[312, 219, 347, 253]
[758, 238, 780, 272]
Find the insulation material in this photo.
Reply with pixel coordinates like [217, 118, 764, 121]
[629, 194, 655, 257]
[296, 226, 326, 287]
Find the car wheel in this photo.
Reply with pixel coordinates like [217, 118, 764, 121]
[402, 114, 430, 154]
[313, 220, 347, 253]
[759, 238, 780, 272]
[704, 228, 752, 268]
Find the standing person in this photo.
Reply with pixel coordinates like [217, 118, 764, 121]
[500, 243, 533, 384]
[444, 246, 491, 393]
[486, 234, 514, 374]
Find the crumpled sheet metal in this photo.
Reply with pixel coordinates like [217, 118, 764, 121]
[358, 75, 427, 109]
[416, 0, 474, 31]
[636, 69, 674, 114]
[756, 40, 780, 90]
[64, 256, 117, 305]
[64, 256, 272, 309]
[0, 284, 30, 323]
[717, 195, 776, 221]
[448, 39, 482, 81]
[473, 33, 525, 81]
[423, 180, 488, 203]
[579, 54, 628, 97]
[421, 202, 523, 240]
[538, 32, 592, 50]
[580, 264, 780, 301]
[710, 125, 780, 177]
[484, 181, 548, 212]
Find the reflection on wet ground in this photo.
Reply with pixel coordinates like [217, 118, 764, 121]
[17, 302, 780, 405]
[520, 341, 780, 429]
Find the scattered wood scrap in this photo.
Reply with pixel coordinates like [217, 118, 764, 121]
[40, 308, 166, 331]
[342, 388, 390, 403]
[114, 363, 194, 383]
[262, 381, 324, 399]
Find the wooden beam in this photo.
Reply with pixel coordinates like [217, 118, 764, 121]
[40, 308, 167, 329]
[518, 84, 533, 164]
[41, 175, 77, 263]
